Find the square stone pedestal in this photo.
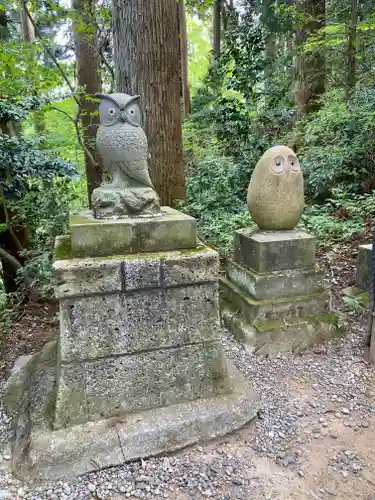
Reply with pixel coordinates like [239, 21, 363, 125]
[221, 228, 344, 355]
[355, 243, 372, 292]
[4, 208, 258, 482]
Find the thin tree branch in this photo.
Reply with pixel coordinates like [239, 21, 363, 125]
[23, 2, 98, 169]
[49, 104, 94, 165]
[0, 245, 23, 272]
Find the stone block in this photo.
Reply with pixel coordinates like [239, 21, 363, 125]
[233, 228, 316, 273]
[54, 258, 122, 299]
[123, 257, 161, 290]
[355, 243, 372, 292]
[53, 245, 218, 298]
[27, 421, 124, 482]
[220, 277, 329, 325]
[11, 365, 258, 482]
[4, 341, 57, 430]
[69, 206, 197, 258]
[59, 283, 220, 362]
[162, 247, 219, 287]
[54, 342, 230, 426]
[221, 307, 345, 355]
[227, 260, 324, 300]
[54, 363, 87, 428]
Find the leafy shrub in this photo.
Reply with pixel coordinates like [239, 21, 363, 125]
[298, 88, 375, 200]
[180, 152, 255, 255]
[301, 188, 375, 243]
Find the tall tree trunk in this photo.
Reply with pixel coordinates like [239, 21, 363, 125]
[262, 0, 276, 102]
[213, 0, 221, 58]
[72, 0, 103, 206]
[112, 0, 186, 206]
[294, 0, 325, 119]
[345, 0, 357, 100]
[179, 0, 191, 120]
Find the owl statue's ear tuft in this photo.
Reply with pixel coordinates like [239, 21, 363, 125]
[94, 93, 109, 100]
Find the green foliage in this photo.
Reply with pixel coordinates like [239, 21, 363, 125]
[0, 133, 78, 197]
[297, 89, 375, 200]
[180, 149, 255, 255]
[301, 188, 375, 243]
[342, 290, 368, 312]
[7, 179, 81, 297]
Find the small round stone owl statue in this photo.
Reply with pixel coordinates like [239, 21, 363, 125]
[247, 145, 304, 230]
[91, 92, 161, 219]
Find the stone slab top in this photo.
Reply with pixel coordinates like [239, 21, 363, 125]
[69, 206, 197, 258]
[237, 228, 314, 242]
[233, 227, 316, 273]
[53, 240, 219, 299]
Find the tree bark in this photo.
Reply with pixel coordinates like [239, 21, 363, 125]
[345, 0, 357, 100]
[213, 0, 221, 58]
[294, 0, 325, 118]
[72, 0, 103, 206]
[179, 0, 191, 120]
[112, 0, 186, 206]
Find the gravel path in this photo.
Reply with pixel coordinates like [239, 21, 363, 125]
[0, 319, 374, 500]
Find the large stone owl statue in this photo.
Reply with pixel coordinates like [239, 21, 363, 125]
[92, 92, 160, 218]
[247, 145, 304, 230]
[96, 92, 155, 189]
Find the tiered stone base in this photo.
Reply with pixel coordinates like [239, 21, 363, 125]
[7, 356, 256, 482]
[221, 229, 344, 354]
[4, 208, 259, 482]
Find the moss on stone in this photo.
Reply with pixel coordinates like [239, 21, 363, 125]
[70, 214, 101, 225]
[255, 318, 283, 332]
[54, 235, 72, 261]
[82, 245, 211, 263]
[253, 311, 346, 334]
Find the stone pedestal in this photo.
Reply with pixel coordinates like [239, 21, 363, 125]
[356, 243, 372, 292]
[221, 228, 344, 355]
[4, 208, 258, 482]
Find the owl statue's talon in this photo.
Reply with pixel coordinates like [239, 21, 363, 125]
[92, 92, 161, 219]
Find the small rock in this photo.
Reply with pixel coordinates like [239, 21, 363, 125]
[329, 430, 338, 439]
[88, 483, 96, 493]
[341, 408, 350, 415]
[342, 471, 349, 478]
[298, 470, 304, 477]
[232, 477, 243, 486]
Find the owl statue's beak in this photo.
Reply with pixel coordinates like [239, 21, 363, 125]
[120, 111, 127, 123]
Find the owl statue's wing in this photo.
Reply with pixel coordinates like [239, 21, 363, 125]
[124, 159, 155, 189]
[114, 128, 156, 189]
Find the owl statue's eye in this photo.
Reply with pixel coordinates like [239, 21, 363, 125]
[270, 156, 285, 174]
[129, 109, 135, 115]
[108, 108, 116, 116]
[288, 155, 300, 172]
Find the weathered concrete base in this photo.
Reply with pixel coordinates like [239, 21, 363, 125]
[8, 363, 258, 483]
[69, 206, 197, 258]
[221, 307, 345, 355]
[221, 228, 344, 354]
